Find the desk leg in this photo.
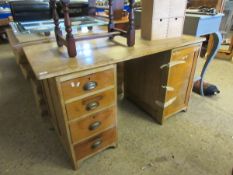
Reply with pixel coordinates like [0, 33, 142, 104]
[199, 32, 222, 96]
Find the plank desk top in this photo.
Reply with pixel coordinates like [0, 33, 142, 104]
[23, 30, 205, 80]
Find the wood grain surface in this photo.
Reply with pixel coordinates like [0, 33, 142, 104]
[23, 30, 205, 80]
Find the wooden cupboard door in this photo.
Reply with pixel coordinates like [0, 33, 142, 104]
[61, 69, 115, 101]
[74, 127, 117, 161]
[66, 89, 115, 120]
[162, 46, 200, 117]
[69, 107, 116, 143]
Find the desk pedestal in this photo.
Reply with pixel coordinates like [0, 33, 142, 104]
[125, 44, 201, 124]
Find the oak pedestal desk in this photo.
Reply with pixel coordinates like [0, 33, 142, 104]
[20, 31, 204, 169]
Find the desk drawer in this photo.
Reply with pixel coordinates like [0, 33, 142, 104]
[66, 89, 115, 120]
[74, 127, 117, 161]
[69, 107, 116, 143]
[61, 69, 115, 101]
[171, 46, 199, 61]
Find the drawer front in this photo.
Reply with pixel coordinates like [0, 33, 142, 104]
[61, 69, 115, 101]
[69, 107, 116, 143]
[66, 89, 115, 120]
[158, 61, 192, 114]
[171, 46, 199, 61]
[167, 50, 195, 90]
[74, 127, 117, 161]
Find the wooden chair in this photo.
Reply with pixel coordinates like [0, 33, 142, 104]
[50, 0, 135, 57]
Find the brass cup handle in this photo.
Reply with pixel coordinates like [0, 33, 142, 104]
[89, 121, 102, 131]
[83, 81, 97, 91]
[91, 139, 102, 149]
[86, 101, 99, 111]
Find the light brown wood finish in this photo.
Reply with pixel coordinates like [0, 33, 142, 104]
[0, 18, 11, 26]
[30, 78, 47, 116]
[45, 65, 118, 169]
[124, 44, 201, 124]
[23, 30, 204, 80]
[18, 26, 204, 169]
[61, 68, 115, 101]
[124, 52, 170, 123]
[217, 36, 233, 61]
[69, 107, 116, 144]
[6, 29, 48, 116]
[42, 79, 60, 132]
[6, 29, 28, 65]
[45, 77, 77, 169]
[74, 127, 117, 161]
[66, 88, 115, 121]
[163, 46, 200, 118]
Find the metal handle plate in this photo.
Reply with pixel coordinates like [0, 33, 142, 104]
[91, 139, 102, 149]
[83, 81, 97, 91]
[89, 121, 101, 131]
[86, 101, 99, 111]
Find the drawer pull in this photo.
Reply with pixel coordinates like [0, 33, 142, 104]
[91, 139, 102, 149]
[86, 101, 99, 111]
[160, 60, 186, 69]
[155, 97, 177, 108]
[161, 85, 175, 91]
[89, 121, 102, 131]
[83, 81, 97, 91]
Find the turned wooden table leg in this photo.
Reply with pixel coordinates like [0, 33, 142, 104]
[127, 0, 135, 47]
[50, 0, 63, 47]
[108, 0, 114, 40]
[61, 0, 77, 57]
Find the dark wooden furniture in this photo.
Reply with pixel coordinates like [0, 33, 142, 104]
[50, 0, 135, 57]
[9, 1, 51, 22]
[187, 0, 226, 13]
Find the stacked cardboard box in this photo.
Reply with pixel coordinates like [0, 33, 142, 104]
[141, 0, 187, 40]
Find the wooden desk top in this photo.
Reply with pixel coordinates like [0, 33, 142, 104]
[23, 30, 205, 80]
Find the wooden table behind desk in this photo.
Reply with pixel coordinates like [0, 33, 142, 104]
[6, 29, 52, 116]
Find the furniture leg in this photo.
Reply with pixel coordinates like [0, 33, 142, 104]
[199, 32, 222, 96]
[50, 0, 63, 47]
[127, 0, 135, 47]
[108, 0, 114, 40]
[61, 0, 77, 57]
